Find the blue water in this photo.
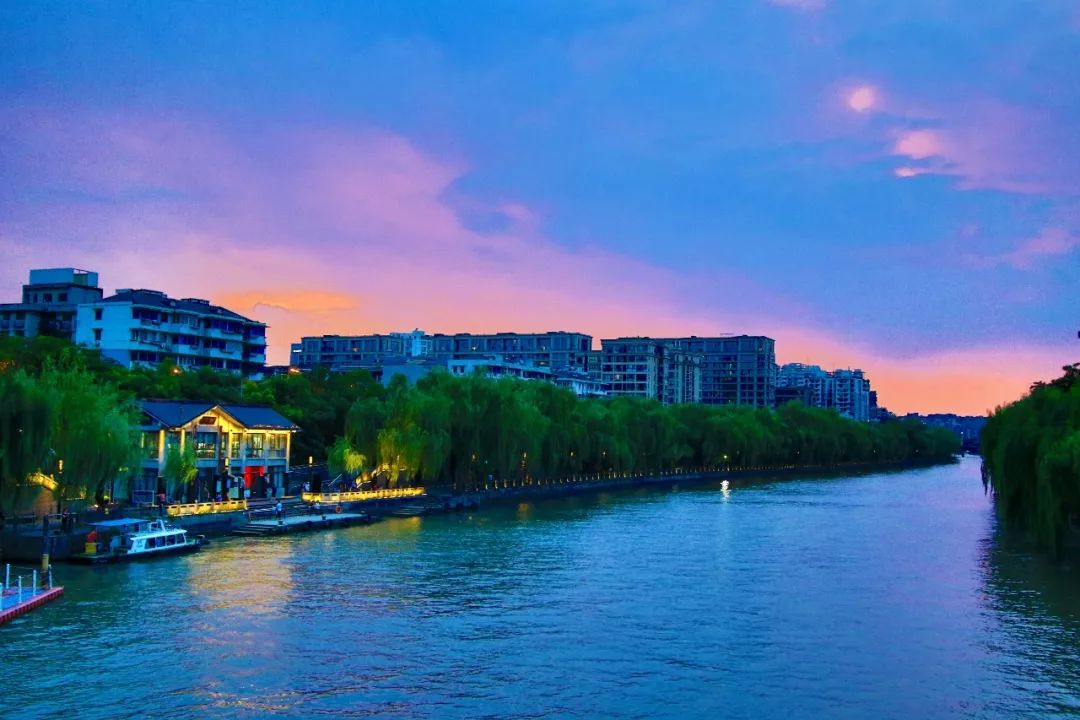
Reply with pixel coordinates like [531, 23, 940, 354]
[5, 456, 1080, 719]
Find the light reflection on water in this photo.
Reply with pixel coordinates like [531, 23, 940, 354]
[5, 456, 1080, 719]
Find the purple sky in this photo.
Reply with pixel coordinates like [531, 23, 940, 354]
[1, 0, 1077, 413]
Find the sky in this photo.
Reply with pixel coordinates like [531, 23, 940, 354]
[1, 0, 1077, 415]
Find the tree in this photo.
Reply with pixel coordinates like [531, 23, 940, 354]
[39, 357, 141, 511]
[162, 443, 198, 502]
[328, 437, 367, 479]
[0, 369, 54, 514]
[983, 365, 1080, 556]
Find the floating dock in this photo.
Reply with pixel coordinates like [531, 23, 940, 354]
[0, 565, 64, 626]
[230, 512, 372, 537]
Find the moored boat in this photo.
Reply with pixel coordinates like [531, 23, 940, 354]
[73, 518, 206, 564]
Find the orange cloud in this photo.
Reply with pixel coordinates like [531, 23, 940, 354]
[1, 107, 1066, 415]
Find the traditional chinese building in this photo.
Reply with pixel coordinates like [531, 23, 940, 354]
[136, 400, 299, 503]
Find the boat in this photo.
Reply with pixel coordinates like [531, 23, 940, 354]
[72, 518, 206, 564]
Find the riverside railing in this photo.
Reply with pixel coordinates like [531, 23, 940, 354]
[301, 487, 425, 504]
[166, 499, 248, 517]
[0, 563, 54, 612]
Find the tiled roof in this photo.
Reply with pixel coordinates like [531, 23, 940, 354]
[140, 400, 215, 428]
[220, 405, 300, 430]
[139, 400, 298, 430]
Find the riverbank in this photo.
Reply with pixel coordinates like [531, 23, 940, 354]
[347, 456, 961, 517]
[0, 456, 959, 563]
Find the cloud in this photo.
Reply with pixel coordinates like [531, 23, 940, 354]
[963, 228, 1080, 271]
[888, 100, 1078, 196]
[0, 105, 1066, 415]
[767, 0, 826, 9]
[892, 129, 944, 160]
[217, 290, 361, 315]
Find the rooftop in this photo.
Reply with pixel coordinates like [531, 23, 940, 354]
[139, 400, 299, 430]
[94, 289, 262, 324]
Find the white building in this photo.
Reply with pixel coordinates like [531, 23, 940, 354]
[76, 289, 267, 376]
[777, 363, 871, 422]
[391, 329, 433, 357]
[830, 369, 871, 423]
[0, 268, 103, 340]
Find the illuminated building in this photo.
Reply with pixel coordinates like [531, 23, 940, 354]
[135, 400, 299, 504]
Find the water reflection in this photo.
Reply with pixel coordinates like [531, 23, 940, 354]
[6, 458, 1080, 720]
[979, 523, 1080, 716]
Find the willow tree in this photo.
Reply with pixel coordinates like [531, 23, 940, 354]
[983, 365, 1080, 555]
[328, 436, 367, 479]
[0, 369, 54, 514]
[162, 443, 198, 502]
[39, 359, 141, 510]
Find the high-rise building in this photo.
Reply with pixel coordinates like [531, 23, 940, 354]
[830, 369, 871, 422]
[75, 289, 267, 376]
[0, 268, 103, 340]
[598, 338, 702, 404]
[655, 336, 776, 408]
[776, 363, 830, 406]
[776, 363, 871, 421]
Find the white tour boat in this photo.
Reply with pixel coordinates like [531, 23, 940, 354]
[76, 518, 206, 563]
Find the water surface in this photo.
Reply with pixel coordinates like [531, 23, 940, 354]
[5, 456, 1080, 719]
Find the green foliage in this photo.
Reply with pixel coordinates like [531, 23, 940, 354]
[0, 368, 54, 512]
[162, 443, 198, 501]
[982, 364, 1080, 555]
[0, 337, 960, 506]
[328, 436, 367, 477]
[336, 372, 956, 490]
[39, 356, 141, 508]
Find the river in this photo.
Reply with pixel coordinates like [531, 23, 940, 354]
[4, 456, 1080, 719]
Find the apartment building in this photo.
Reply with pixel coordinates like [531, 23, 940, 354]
[658, 336, 776, 408]
[599, 338, 702, 404]
[290, 334, 408, 372]
[427, 331, 593, 372]
[0, 268, 103, 340]
[776, 363, 871, 421]
[75, 289, 267, 376]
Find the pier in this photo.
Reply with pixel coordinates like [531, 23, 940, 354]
[0, 564, 63, 626]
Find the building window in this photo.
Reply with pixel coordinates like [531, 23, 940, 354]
[93, 328, 102, 343]
[246, 434, 265, 458]
[58, 293, 67, 302]
[193, 431, 218, 459]
[94, 308, 103, 321]
[142, 432, 160, 459]
[268, 434, 287, 458]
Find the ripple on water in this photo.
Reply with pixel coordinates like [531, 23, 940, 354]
[5, 459, 1080, 719]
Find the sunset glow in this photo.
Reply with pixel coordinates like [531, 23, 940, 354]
[2, 2, 1077, 416]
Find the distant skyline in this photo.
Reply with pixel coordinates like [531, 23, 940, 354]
[2, 1, 1077, 415]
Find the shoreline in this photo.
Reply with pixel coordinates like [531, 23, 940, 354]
[362, 455, 963, 516]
